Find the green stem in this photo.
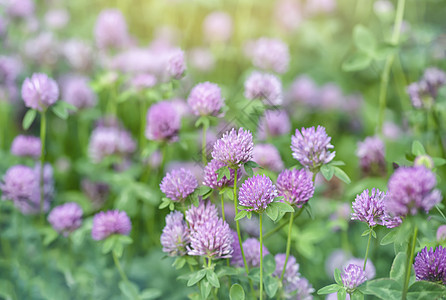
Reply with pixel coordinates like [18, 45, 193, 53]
[431, 107, 445, 158]
[139, 98, 146, 152]
[402, 225, 418, 300]
[202, 125, 207, 165]
[232, 169, 254, 294]
[363, 229, 373, 270]
[259, 213, 264, 300]
[112, 251, 129, 283]
[39, 111, 47, 222]
[377, 0, 406, 133]
[280, 212, 294, 281]
[221, 193, 226, 222]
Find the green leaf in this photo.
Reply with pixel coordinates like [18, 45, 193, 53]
[216, 166, 230, 182]
[390, 252, 407, 284]
[229, 284, 245, 300]
[113, 240, 124, 258]
[333, 167, 351, 184]
[265, 204, 278, 222]
[195, 116, 210, 129]
[187, 269, 207, 287]
[274, 202, 295, 213]
[245, 161, 260, 169]
[58, 100, 78, 111]
[337, 288, 347, 300]
[22, 109, 36, 130]
[263, 254, 276, 275]
[432, 157, 446, 167]
[197, 186, 213, 199]
[119, 281, 140, 300]
[172, 257, 186, 270]
[317, 284, 341, 295]
[412, 141, 426, 156]
[159, 198, 170, 209]
[0, 279, 17, 300]
[51, 102, 69, 119]
[342, 53, 372, 72]
[361, 229, 371, 237]
[407, 281, 446, 300]
[168, 202, 175, 211]
[102, 235, 117, 254]
[139, 288, 162, 299]
[362, 278, 401, 299]
[320, 165, 334, 181]
[373, 43, 397, 60]
[330, 161, 346, 166]
[353, 25, 376, 54]
[264, 275, 279, 298]
[380, 229, 398, 245]
[206, 269, 220, 288]
[235, 210, 248, 221]
[350, 290, 364, 300]
[334, 269, 342, 285]
[200, 280, 211, 300]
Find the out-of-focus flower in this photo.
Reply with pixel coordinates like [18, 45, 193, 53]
[239, 174, 277, 212]
[6, 0, 35, 19]
[291, 126, 335, 171]
[187, 82, 224, 116]
[325, 249, 351, 278]
[188, 48, 215, 72]
[10, 135, 41, 159]
[202, 11, 233, 43]
[244, 72, 282, 105]
[166, 48, 186, 80]
[186, 201, 218, 231]
[0, 56, 22, 84]
[274, 0, 302, 32]
[44, 9, 69, 30]
[24, 33, 60, 67]
[188, 217, 233, 259]
[94, 9, 129, 50]
[91, 210, 131, 241]
[277, 169, 314, 207]
[253, 144, 284, 172]
[0, 164, 52, 214]
[344, 258, 376, 280]
[81, 179, 109, 210]
[130, 73, 157, 90]
[356, 136, 386, 176]
[63, 39, 94, 72]
[21, 73, 59, 111]
[414, 246, 446, 284]
[160, 168, 198, 202]
[88, 125, 136, 163]
[288, 75, 319, 106]
[373, 0, 395, 21]
[203, 159, 237, 189]
[437, 225, 446, 241]
[249, 38, 290, 74]
[319, 83, 343, 110]
[145, 101, 180, 142]
[407, 68, 446, 109]
[341, 264, 367, 293]
[161, 211, 190, 256]
[212, 128, 253, 169]
[386, 166, 442, 217]
[257, 110, 291, 140]
[48, 202, 83, 236]
[61, 76, 96, 110]
[305, 0, 337, 15]
[382, 121, 402, 141]
[232, 238, 269, 267]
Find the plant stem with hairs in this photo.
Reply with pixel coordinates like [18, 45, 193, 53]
[377, 0, 406, 133]
[402, 225, 418, 300]
[39, 111, 47, 223]
[259, 213, 264, 300]
[363, 229, 373, 270]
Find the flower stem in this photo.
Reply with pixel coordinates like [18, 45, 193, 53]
[280, 212, 294, 281]
[363, 229, 373, 271]
[377, 0, 406, 133]
[112, 251, 129, 283]
[402, 225, 418, 300]
[202, 125, 207, 165]
[221, 193, 226, 222]
[139, 98, 146, 152]
[233, 170, 248, 273]
[259, 213, 264, 300]
[39, 111, 47, 222]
